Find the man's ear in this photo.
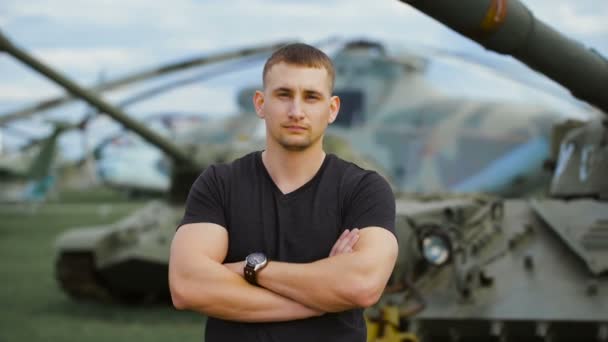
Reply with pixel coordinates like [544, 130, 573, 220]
[328, 95, 340, 124]
[253, 90, 265, 118]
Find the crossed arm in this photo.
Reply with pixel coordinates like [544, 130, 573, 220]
[169, 223, 398, 322]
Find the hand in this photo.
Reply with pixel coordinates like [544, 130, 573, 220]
[329, 228, 359, 257]
[224, 260, 246, 277]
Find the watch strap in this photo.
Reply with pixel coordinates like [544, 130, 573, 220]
[244, 263, 257, 285]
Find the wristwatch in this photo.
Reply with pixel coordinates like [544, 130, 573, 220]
[244, 252, 268, 285]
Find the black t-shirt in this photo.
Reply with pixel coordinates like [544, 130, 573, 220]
[180, 151, 396, 342]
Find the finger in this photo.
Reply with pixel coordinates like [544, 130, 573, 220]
[334, 230, 356, 254]
[332, 229, 356, 256]
[330, 229, 350, 256]
[344, 231, 360, 250]
[345, 228, 360, 248]
[338, 228, 350, 240]
[334, 229, 358, 255]
[337, 232, 359, 255]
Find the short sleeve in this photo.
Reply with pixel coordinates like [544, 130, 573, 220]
[342, 172, 396, 235]
[178, 165, 227, 230]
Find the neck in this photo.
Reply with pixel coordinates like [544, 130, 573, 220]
[262, 143, 326, 195]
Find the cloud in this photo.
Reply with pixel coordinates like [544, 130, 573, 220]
[426, 57, 591, 118]
[526, 1, 608, 35]
[3, 0, 162, 27]
[0, 84, 61, 101]
[127, 84, 238, 116]
[2, 0, 419, 46]
[30, 47, 144, 74]
[554, 3, 608, 35]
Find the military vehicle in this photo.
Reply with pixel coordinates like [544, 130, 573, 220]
[0, 17, 584, 296]
[0, 38, 296, 198]
[123, 41, 588, 196]
[93, 114, 210, 196]
[0, 121, 74, 202]
[1, 19, 575, 295]
[363, 1, 608, 341]
[0, 30, 295, 302]
[2, 32, 581, 197]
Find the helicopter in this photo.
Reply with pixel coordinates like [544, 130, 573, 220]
[93, 113, 210, 196]
[0, 122, 70, 202]
[2, 35, 585, 200]
[97, 40, 591, 198]
[0, 39, 295, 199]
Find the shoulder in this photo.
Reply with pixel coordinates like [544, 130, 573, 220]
[194, 151, 260, 185]
[329, 154, 396, 232]
[326, 154, 392, 193]
[180, 152, 261, 228]
[230, 150, 260, 174]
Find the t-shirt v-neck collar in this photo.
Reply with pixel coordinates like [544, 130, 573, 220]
[256, 151, 330, 200]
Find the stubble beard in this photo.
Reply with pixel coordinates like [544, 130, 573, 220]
[277, 131, 323, 152]
[278, 135, 312, 151]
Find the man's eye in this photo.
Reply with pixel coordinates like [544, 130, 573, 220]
[307, 95, 319, 100]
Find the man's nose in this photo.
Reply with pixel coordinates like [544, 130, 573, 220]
[288, 99, 305, 120]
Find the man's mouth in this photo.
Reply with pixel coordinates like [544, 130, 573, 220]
[283, 125, 307, 131]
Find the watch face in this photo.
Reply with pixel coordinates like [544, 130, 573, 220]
[247, 252, 266, 265]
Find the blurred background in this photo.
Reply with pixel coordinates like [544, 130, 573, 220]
[2, 0, 607, 157]
[1, 1, 607, 341]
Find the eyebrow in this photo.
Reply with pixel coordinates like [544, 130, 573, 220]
[272, 87, 325, 98]
[272, 87, 293, 94]
[303, 89, 324, 98]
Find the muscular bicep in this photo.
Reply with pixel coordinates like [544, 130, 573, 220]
[352, 227, 398, 280]
[170, 223, 229, 267]
[169, 223, 230, 308]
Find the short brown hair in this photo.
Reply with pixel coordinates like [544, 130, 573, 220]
[262, 43, 335, 92]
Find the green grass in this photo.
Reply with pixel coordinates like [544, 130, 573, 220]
[48, 185, 164, 203]
[0, 201, 204, 342]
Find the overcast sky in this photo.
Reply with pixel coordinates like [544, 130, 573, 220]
[1, 0, 607, 153]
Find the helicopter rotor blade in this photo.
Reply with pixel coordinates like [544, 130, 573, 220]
[416, 44, 582, 103]
[0, 35, 294, 125]
[114, 52, 267, 111]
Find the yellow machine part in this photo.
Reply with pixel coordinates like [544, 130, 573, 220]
[365, 306, 419, 342]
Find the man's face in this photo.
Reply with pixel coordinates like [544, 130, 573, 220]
[254, 62, 340, 152]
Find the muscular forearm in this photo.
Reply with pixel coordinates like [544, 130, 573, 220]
[170, 257, 323, 322]
[256, 228, 398, 312]
[257, 253, 374, 312]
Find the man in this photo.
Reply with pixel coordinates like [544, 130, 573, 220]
[169, 43, 398, 342]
